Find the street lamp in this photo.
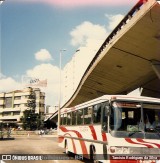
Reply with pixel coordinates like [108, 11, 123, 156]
[58, 49, 66, 131]
[72, 49, 80, 92]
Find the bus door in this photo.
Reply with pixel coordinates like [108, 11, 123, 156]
[101, 101, 110, 160]
[101, 101, 110, 132]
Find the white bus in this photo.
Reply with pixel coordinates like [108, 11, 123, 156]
[58, 95, 160, 163]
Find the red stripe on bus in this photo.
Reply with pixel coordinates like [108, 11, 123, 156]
[136, 138, 160, 148]
[89, 125, 97, 140]
[125, 138, 153, 148]
[102, 132, 107, 141]
[58, 136, 64, 143]
[60, 126, 88, 155]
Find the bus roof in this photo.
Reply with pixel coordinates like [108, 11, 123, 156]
[61, 95, 160, 114]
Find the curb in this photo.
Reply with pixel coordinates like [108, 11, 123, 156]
[0, 137, 15, 140]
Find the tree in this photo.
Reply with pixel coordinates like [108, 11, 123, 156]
[21, 90, 42, 130]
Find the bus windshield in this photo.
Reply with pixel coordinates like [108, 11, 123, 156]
[110, 101, 160, 139]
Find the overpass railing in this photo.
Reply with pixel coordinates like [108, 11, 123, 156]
[90, 0, 148, 68]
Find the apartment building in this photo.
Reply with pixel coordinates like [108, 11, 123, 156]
[0, 87, 45, 126]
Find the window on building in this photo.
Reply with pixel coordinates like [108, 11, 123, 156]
[13, 112, 20, 115]
[36, 103, 39, 107]
[5, 97, 12, 108]
[14, 96, 21, 100]
[24, 104, 28, 107]
[3, 112, 11, 116]
[14, 104, 20, 108]
[25, 95, 30, 99]
[40, 96, 45, 99]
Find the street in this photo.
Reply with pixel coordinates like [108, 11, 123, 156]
[0, 135, 90, 163]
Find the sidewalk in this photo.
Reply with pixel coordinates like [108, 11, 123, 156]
[10, 130, 58, 138]
[11, 133, 58, 138]
[41, 134, 58, 137]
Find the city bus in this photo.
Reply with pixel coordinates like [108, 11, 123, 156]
[58, 95, 160, 162]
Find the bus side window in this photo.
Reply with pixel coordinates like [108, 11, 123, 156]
[60, 114, 63, 125]
[84, 107, 92, 124]
[67, 112, 71, 125]
[93, 104, 101, 124]
[77, 109, 83, 125]
[63, 113, 67, 125]
[72, 111, 77, 125]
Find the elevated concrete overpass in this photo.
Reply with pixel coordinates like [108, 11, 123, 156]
[50, 0, 160, 120]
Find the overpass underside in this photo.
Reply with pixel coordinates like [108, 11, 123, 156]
[62, 0, 160, 108]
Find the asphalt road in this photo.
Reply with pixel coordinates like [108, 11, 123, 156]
[0, 135, 90, 163]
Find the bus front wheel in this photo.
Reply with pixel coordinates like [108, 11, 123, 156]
[65, 140, 70, 155]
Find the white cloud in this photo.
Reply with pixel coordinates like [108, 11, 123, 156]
[105, 14, 124, 31]
[26, 64, 58, 80]
[26, 63, 60, 106]
[70, 21, 108, 47]
[0, 72, 5, 78]
[0, 77, 23, 92]
[35, 49, 53, 62]
[69, 14, 124, 50]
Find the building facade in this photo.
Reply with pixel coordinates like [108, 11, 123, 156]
[62, 47, 96, 104]
[0, 87, 45, 126]
[44, 106, 58, 121]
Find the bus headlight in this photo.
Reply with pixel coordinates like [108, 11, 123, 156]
[109, 147, 160, 155]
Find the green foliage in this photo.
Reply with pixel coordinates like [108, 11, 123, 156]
[21, 110, 41, 130]
[27, 91, 36, 111]
[20, 90, 42, 130]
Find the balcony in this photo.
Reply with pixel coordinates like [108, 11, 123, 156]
[14, 98, 30, 104]
[14, 99, 23, 104]
[0, 115, 20, 121]
[0, 108, 21, 113]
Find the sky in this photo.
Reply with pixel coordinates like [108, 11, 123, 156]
[0, 0, 138, 107]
